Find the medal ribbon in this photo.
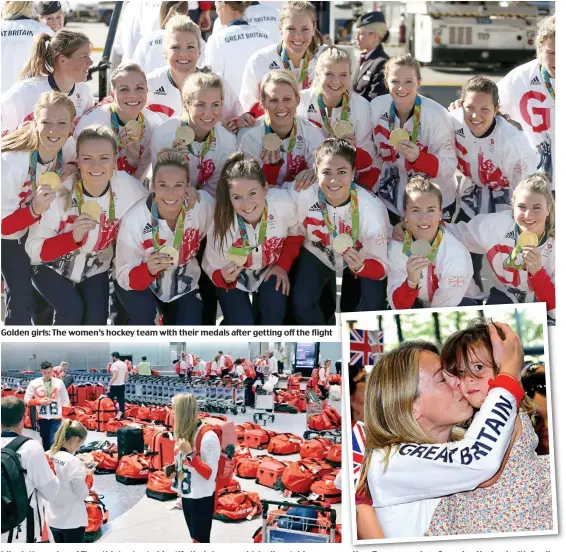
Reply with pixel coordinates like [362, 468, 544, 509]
[29, 149, 64, 192]
[317, 182, 359, 242]
[388, 95, 422, 144]
[110, 104, 145, 151]
[280, 43, 313, 89]
[402, 227, 443, 263]
[183, 121, 215, 189]
[228, 205, 269, 258]
[317, 91, 350, 137]
[74, 178, 115, 223]
[503, 224, 546, 271]
[541, 66, 555, 100]
[151, 198, 186, 253]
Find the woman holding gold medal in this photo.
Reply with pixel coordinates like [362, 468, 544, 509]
[297, 46, 378, 189]
[74, 63, 162, 181]
[445, 174, 556, 322]
[290, 139, 389, 324]
[115, 150, 213, 325]
[25, 125, 147, 325]
[388, 176, 474, 310]
[202, 152, 302, 325]
[1, 91, 76, 325]
[150, 71, 237, 198]
[238, 70, 324, 189]
[370, 54, 457, 224]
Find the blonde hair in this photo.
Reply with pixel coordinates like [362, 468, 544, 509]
[159, 1, 188, 28]
[279, 1, 323, 54]
[164, 13, 202, 52]
[363, 21, 389, 41]
[181, 70, 223, 118]
[49, 419, 87, 455]
[172, 393, 200, 445]
[384, 53, 421, 83]
[153, 148, 191, 186]
[110, 62, 147, 91]
[536, 15, 555, 58]
[259, 70, 300, 109]
[312, 45, 352, 92]
[513, 173, 555, 239]
[2, 1, 33, 19]
[20, 29, 91, 80]
[356, 342, 439, 496]
[1, 91, 75, 152]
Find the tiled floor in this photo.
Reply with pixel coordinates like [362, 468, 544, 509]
[28, 396, 342, 544]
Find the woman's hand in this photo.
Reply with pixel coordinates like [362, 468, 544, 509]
[147, 251, 174, 276]
[119, 127, 141, 165]
[31, 185, 56, 216]
[223, 120, 238, 134]
[238, 113, 256, 128]
[265, 265, 290, 295]
[396, 140, 420, 163]
[260, 148, 282, 166]
[39, 397, 52, 406]
[221, 262, 244, 284]
[178, 439, 193, 455]
[61, 163, 78, 182]
[406, 255, 428, 285]
[72, 214, 97, 243]
[392, 221, 407, 242]
[172, 139, 190, 157]
[489, 322, 524, 381]
[293, 169, 316, 191]
[522, 246, 543, 275]
[448, 98, 463, 112]
[343, 248, 365, 272]
[186, 187, 200, 210]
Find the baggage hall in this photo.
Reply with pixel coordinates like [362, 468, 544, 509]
[0, 341, 343, 543]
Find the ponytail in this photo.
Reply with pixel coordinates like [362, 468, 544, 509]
[159, 1, 189, 29]
[49, 419, 87, 455]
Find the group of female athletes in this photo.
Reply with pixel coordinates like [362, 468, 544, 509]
[0, 1, 556, 326]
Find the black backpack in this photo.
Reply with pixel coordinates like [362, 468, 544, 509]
[1, 435, 32, 536]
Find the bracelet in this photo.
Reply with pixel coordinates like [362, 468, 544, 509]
[29, 203, 39, 218]
[407, 278, 420, 290]
[353, 261, 366, 274]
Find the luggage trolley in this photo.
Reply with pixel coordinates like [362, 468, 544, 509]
[253, 387, 275, 426]
[260, 500, 337, 543]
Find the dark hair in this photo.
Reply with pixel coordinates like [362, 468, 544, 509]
[402, 175, 442, 211]
[460, 75, 500, 107]
[40, 361, 53, 370]
[522, 364, 546, 398]
[213, 152, 267, 252]
[223, 2, 248, 13]
[142, 356, 147, 361]
[314, 138, 356, 171]
[1, 397, 26, 428]
[112, 352, 120, 359]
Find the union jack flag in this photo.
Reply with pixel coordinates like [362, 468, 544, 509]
[350, 329, 384, 367]
[352, 421, 366, 485]
[448, 275, 467, 288]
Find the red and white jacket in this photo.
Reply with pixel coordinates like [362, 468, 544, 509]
[387, 229, 473, 309]
[370, 94, 457, 216]
[447, 210, 555, 319]
[297, 89, 378, 188]
[145, 66, 242, 124]
[26, 172, 148, 283]
[450, 110, 538, 218]
[1, 76, 94, 134]
[115, 192, 213, 303]
[202, 188, 302, 293]
[290, 183, 389, 279]
[239, 43, 325, 115]
[1, 142, 75, 240]
[150, 118, 237, 198]
[23, 377, 70, 420]
[238, 117, 324, 187]
[74, 103, 162, 181]
[498, 59, 555, 189]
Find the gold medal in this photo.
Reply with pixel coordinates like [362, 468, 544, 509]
[38, 171, 61, 190]
[517, 231, 538, 248]
[160, 246, 179, 265]
[411, 240, 433, 257]
[125, 119, 142, 141]
[81, 201, 101, 222]
[227, 252, 248, 266]
[175, 125, 195, 146]
[333, 233, 353, 254]
[178, 470, 184, 481]
[332, 120, 353, 139]
[262, 133, 282, 151]
[390, 128, 410, 147]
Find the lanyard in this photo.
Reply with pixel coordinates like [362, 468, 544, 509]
[29, 150, 63, 191]
[388, 95, 422, 144]
[183, 121, 215, 189]
[75, 179, 115, 223]
[110, 104, 145, 150]
[504, 224, 547, 271]
[317, 183, 359, 241]
[151, 199, 186, 252]
[402, 227, 443, 263]
[229, 205, 269, 258]
[265, 119, 297, 154]
[541, 66, 555, 100]
[317, 91, 349, 136]
[43, 379, 52, 397]
[280, 44, 312, 88]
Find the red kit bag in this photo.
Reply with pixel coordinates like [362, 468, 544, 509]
[300, 437, 332, 460]
[267, 433, 302, 455]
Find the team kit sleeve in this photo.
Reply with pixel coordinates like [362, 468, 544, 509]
[29, 444, 60, 502]
[445, 214, 495, 255]
[431, 246, 473, 308]
[1, 85, 24, 134]
[239, 55, 261, 113]
[355, 196, 388, 281]
[202, 225, 236, 289]
[387, 242, 419, 310]
[0, 156, 36, 236]
[59, 381, 71, 408]
[69, 460, 90, 501]
[371, 387, 519, 508]
[505, 127, 539, 187]
[219, 77, 243, 124]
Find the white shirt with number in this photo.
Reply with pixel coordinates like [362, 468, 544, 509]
[45, 450, 89, 530]
[498, 59, 555, 188]
[370, 94, 458, 216]
[116, 193, 213, 302]
[25, 172, 148, 283]
[387, 229, 473, 309]
[24, 377, 70, 420]
[111, 360, 128, 386]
